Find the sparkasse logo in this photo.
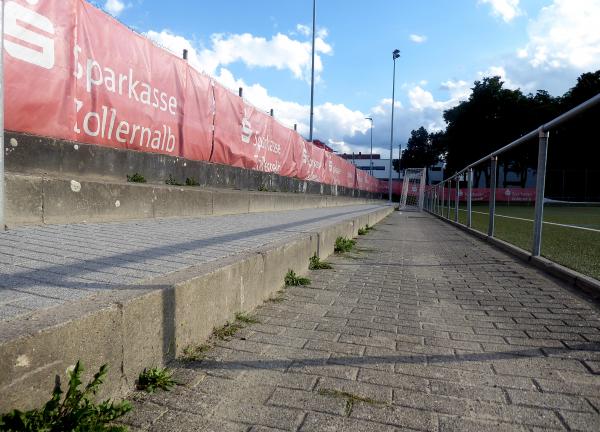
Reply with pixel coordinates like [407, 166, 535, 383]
[4, 0, 55, 69]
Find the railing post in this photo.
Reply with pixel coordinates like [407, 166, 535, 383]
[488, 157, 497, 237]
[447, 182, 451, 219]
[439, 183, 446, 217]
[454, 177, 459, 222]
[532, 130, 549, 256]
[467, 168, 473, 228]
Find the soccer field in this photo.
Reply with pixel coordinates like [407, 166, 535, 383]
[445, 203, 600, 281]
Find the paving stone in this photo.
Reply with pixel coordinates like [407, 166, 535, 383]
[213, 402, 302, 431]
[559, 411, 600, 432]
[506, 388, 593, 412]
[267, 387, 346, 416]
[148, 410, 248, 432]
[299, 411, 398, 432]
[438, 416, 529, 432]
[357, 367, 429, 393]
[350, 401, 438, 431]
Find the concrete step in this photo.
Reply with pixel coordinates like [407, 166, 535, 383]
[0, 204, 393, 412]
[6, 172, 382, 227]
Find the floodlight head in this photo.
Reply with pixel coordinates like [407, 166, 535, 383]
[365, 117, 373, 121]
[393, 49, 400, 60]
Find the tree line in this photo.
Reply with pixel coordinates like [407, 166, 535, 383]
[398, 70, 600, 198]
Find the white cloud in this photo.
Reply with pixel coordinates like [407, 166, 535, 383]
[296, 24, 311, 36]
[143, 28, 468, 158]
[477, 65, 520, 89]
[479, 0, 522, 22]
[519, 0, 600, 70]
[146, 29, 332, 83]
[409, 34, 427, 44]
[104, 0, 126, 16]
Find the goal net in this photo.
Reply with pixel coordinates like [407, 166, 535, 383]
[400, 168, 426, 210]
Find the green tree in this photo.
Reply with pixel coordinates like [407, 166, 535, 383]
[400, 127, 441, 169]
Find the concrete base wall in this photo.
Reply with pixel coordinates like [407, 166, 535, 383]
[4, 131, 381, 200]
[5, 173, 382, 227]
[0, 206, 393, 412]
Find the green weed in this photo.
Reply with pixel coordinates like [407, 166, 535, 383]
[334, 237, 356, 253]
[284, 270, 311, 286]
[0, 361, 131, 431]
[318, 388, 386, 417]
[185, 177, 200, 186]
[181, 344, 211, 362]
[309, 253, 332, 270]
[126, 173, 146, 183]
[165, 174, 183, 186]
[234, 312, 261, 324]
[137, 367, 176, 393]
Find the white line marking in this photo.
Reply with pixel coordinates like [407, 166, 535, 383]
[456, 209, 600, 233]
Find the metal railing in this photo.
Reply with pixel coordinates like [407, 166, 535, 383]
[424, 92, 600, 257]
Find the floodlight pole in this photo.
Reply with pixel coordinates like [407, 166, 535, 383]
[388, 49, 400, 202]
[0, 0, 5, 230]
[309, 0, 316, 142]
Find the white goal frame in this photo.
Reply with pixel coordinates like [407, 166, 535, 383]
[400, 168, 427, 210]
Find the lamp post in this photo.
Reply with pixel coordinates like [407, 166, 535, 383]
[309, 0, 316, 142]
[388, 49, 400, 202]
[365, 117, 373, 175]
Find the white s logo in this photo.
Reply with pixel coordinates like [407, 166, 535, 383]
[4, 1, 55, 69]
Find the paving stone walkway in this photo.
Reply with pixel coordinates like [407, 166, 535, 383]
[121, 211, 600, 432]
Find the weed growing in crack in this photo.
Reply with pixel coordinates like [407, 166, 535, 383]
[284, 270, 311, 286]
[334, 237, 356, 253]
[318, 388, 386, 417]
[126, 173, 146, 183]
[234, 312, 261, 324]
[181, 344, 211, 362]
[137, 368, 177, 393]
[309, 253, 332, 270]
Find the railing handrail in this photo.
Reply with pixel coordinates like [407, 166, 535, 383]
[442, 92, 600, 183]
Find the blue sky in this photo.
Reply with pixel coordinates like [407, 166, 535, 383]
[102, 0, 600, 157]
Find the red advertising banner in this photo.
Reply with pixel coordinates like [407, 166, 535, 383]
[182, 70, 213, 162]
[294, 137, 326, 184]
[4, 0, 381, 192]
[436, 187, 536, 202]
[4, 0, 75, 140]
[75, 1, 188, 156]
[270, 120, 297, 178]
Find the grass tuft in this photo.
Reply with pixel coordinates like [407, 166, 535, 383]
[235, 312, 261, 324]
[165, 174, 183, 186]
[284, 270, 311, 286]
[127, 173, 146, 183]
[185, 177, 200, 186]
[137, 367, 177, 393]
[358, 227, 367, 235]
[317, 388, 386, 417]
[309, 253, 332, 270]
[334, 237, 356, 253]
[213, 321, 244, 340]
[181, 344, 211, 362]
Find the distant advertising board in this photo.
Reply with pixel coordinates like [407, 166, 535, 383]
[436, 188, 536, 202]
[3, 0, 382, 192]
